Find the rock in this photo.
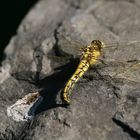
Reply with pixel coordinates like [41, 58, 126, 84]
[7, 92, 42, 122]
[0, 0, 140, 140]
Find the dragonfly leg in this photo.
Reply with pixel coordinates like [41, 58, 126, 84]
[82, 74, 93, 82]
[81, 67, 100, 82]
[97, 58, 108, 66]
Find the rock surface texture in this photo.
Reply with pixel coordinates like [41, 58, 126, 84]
[0, 0, 140, 140]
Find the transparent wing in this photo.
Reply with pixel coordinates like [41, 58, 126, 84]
[104, 40, 140, 49]
[102, 40, 140, 63]
[56, 33, 86, 58]
[96, 60, 140, 83]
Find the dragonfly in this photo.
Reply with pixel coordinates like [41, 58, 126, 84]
[62, 40, 105, 104]
[58, 34, 140, 105]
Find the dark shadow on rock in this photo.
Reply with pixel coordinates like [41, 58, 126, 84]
[112, 118, 140, 140]
[28, 58, 79, 116]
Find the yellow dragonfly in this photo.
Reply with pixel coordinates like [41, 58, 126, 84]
[58, 34, 140, 105]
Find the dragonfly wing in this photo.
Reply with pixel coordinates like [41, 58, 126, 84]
[97, 61, 140, 83]
[101, 41, 140, 63]
[57, 33, 86, 58]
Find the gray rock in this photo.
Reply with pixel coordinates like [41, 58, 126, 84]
[0, 0, 140, 140]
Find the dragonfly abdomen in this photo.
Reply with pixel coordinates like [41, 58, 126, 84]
[62, 59, 90, 104]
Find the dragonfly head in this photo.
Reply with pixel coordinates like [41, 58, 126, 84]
[91, 40, 105, 51]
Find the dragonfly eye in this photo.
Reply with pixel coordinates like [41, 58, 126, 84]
[91, 40, 104, 50]
[91, 40, 101, 45]
[91, 40, 97, 45]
